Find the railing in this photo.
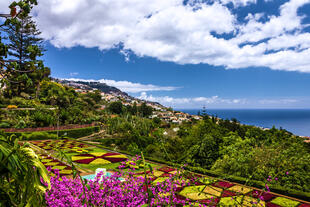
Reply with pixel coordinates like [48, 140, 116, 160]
[1, 123, 96, 133]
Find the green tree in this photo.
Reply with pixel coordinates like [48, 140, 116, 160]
[39, 81, 71, 107]
[1, 0, 50, 97]
[86, 89, 102, 103]
[108, 101, 123, 114]
[139, 102, 153, 117]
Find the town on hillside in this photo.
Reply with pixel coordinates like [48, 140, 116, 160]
[57, 78, 201, 124]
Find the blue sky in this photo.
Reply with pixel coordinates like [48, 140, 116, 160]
[2, 0, 310, 109]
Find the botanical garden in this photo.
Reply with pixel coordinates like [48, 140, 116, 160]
[0, 0, 310, 206]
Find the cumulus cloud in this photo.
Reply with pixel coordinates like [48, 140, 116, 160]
[64, 78, 179, 93]
[2, 0, 310, 72]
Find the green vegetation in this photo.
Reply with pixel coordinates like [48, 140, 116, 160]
[96, 114, 310, 194]
[0, 1, 106, 128]
[0, 133, 50, 206]
[0, 84, 106, 128]
[1, 0, 49, 98]
[107, 101, 153, 117]
[4, 126, 100, 140]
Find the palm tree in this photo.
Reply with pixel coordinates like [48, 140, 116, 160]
[0, 134, 50, 206]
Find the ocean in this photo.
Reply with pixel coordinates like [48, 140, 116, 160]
[178, 109, 310, 137]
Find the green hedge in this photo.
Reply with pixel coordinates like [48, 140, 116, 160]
[56, 126, 100, 138]
[4, 126, 100, 140]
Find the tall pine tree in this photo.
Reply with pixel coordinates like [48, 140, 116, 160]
[0, 0, 50, 98]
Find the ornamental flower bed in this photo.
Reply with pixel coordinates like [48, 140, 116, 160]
[45, 168, 190, 207]
[37, 152, 78, 176]
[30, 139, 90, 152]
[72, 152, 128, 164]
[44, 156, 310, 207]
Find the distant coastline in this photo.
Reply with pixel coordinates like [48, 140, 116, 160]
[178, 108, 310, 137]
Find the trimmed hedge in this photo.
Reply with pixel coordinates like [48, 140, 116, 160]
[78, 140, 310, 202]
[56, 126, 100, 138]
[4, 126, 100, 140]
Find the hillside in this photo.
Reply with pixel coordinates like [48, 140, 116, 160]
[54, 78, 165, 108]
[54, 78, 128, 97]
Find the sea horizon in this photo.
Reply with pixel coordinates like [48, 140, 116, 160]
[177, 108, 310, 137]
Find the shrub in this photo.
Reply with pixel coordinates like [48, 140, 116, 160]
[14, 120, 27, 129]
[0, 122, 11, 128]
[6, 126, 100, 140]
[57, 126, 100, 138]
[22, 131, 58, 140]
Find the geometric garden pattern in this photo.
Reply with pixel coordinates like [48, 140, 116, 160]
[134, 167, 310, 207]
[36, 151, 76, 177]
[72, 152, 128, 165]
[30, 139, 310, 206]
[30, 139, 89, 153]
[30, 139, 128, 167]
[30, 139, 128, 175]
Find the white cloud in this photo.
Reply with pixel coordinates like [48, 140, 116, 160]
[138, 92, 305, 108]
[0, 1, 10, 13]
[219, 0, 257, 7]
[64, 78, 179, 93]
[259, 98, 298, 105]
[2, 0, 310, 72]
[69, 72, 79, 76]
[138, 92, 246, 107]
[186, 0, 257, 7]
[235, 0, 308, 44]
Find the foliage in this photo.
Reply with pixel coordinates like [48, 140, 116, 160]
[0, 134, 50, 206]
[1, 0, 50, 98]
[57, 126, 100, 138]
[107, 101, 123, 114]
[5, 126, 100, 140]
[101, 113, 310, 193]
[107, 101, 153, 117]
[21, 131, 58, 140]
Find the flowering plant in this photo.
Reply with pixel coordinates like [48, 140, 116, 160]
[45, 166, 191, 206]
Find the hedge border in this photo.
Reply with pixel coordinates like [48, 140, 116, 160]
[4, 126, 100, 139]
